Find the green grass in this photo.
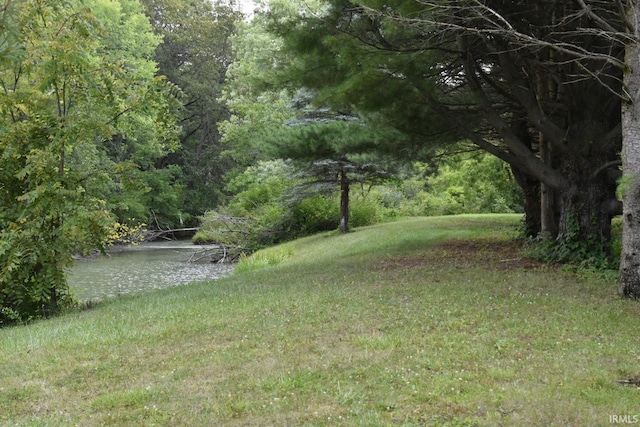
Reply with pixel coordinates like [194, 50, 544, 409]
[2, 214, 640, 426]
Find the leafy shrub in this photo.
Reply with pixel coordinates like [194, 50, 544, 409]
[286, 195, 339, 236]
[194, 160, 296, 250]
[350, 195, 380, 227]
[0, 215, 103, 325]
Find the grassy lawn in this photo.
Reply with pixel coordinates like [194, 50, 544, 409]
[2, 214, 640, 426]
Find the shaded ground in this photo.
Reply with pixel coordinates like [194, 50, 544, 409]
[378, 238, 545, 272]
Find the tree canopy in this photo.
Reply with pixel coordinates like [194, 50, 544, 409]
[212, 0, 640, 298]
[0, 0, 179, 323]
[249, 0, 640, 287]
[141, 0, 244, 221]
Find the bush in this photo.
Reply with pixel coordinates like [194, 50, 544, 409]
[286, 195, 339, 236]
[350, 195, 380, 227]
[194, 160, 300, 251]
[196, 160, 390, 252]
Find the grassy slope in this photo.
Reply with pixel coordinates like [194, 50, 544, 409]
[1, 214, 639, 426]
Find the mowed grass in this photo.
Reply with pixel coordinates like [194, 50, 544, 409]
[2, 214, 640, 426]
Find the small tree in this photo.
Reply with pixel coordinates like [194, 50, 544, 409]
[283, 159, 389, 233]
[267, 119, 398, 233]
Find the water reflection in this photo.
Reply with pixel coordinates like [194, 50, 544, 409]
[68, 241, 234, 301]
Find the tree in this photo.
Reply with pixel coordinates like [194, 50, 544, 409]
[225, 13, 434, 233]
[0, 0, 178, 323]
[85, 0, 183, 227]
[141, 0, 244, 221]
[261, 0, 626, 259]
[619, 1, 640, 297]
[220, 19, 298, 165]
[266, 118, 398, 232]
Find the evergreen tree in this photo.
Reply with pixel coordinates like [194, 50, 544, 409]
[267, 119, 398, 232]
[262, 0, 624, 266]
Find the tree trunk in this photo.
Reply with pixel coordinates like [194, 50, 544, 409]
[556, 179, 613, 254]
[539, 134, 558, 238]
[537, 61, 559, 238]
[511, 166, 541, 237]
[339, 169, 350, 233]
[619, 4, 640, 298]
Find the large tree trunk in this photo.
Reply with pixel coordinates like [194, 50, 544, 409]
[555, 115, 619, 259]
[619, 5, 640, 297]
[556, 180, 613, 255]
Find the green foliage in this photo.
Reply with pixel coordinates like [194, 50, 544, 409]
[92, 0, 161, 78]
[220, 19, 296, 164]
[286, 195, 339, 236]
[0, 159, 114, 324]
[0, 0, 179, 325]
[395, 151, 523, 216]
[195, 159, 385, 251]
[525, 214, 618, 270]
[194, 160, 295, 248]
[226, 160, 295, 213]
[284, 192, 383, 236]
[102, 161, 184, 227]
[616, 174, 638, 200]
[262, 0, 459, 149]
[350, 195, 382, 227]
[141, 0, 244, 219]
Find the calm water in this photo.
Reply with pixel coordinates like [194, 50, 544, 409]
[68, 241, 234, 301]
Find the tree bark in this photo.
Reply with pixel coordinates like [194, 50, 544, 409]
[556, 179, 613, 252]
[539, 134, 558, 238]
[619, 1, 640, 298]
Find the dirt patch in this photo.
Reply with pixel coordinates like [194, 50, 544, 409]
[378, 238, 544, 272]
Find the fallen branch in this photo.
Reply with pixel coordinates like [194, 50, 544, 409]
[143, 227, 200, 241]
[188, 244, 245, 264]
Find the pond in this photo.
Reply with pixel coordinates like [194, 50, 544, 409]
[67, 241, 235, 302]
